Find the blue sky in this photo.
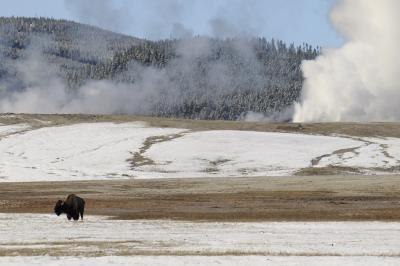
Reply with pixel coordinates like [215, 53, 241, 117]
[0, 0, 342, 47]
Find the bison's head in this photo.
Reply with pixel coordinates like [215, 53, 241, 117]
[54, 200, 64, 216]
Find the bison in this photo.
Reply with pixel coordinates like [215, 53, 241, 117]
[54, 194, 85, 221]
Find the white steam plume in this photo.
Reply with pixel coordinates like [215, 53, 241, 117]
[294, 0, 400, 122]
[0, 35, 267, 116]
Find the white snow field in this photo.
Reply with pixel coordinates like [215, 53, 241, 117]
[0, 122, 185, 181]
[318, 137, 400, 171]
[0, 123, 30, 137]
[137, 130, 361, 177]
[1, 214, 400, 265]
[2, 256, 400, 266]
[0, 122, 400, 182]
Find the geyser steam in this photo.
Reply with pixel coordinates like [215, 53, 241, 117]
[294, 0, 400, 122]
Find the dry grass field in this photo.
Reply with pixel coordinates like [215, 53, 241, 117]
[2, 113, 400, 137]
[1, 175, 400, 221]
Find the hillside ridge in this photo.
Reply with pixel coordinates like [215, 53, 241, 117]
[0, 17, 319, 120]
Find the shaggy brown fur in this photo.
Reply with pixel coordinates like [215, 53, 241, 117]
[54, 194, 85, 221]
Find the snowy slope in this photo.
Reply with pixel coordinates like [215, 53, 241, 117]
[135, 130, 361, 177]
[0, 122, 184, 181]
[1, 122, 400, 182]
[0, 123, 30, 137]
[317, 137, 400, 170]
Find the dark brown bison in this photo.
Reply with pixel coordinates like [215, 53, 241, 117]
[54, 194, 85, 221]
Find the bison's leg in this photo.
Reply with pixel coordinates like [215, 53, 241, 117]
[67, 214, 72, 220]
[80, 211, 84, 220]
[73, 213, 79, 221]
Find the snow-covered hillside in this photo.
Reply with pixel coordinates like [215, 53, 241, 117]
[0, 122, 184, 181]
[137, 130, 360, 177]
[0, 122, 399, 182]
[0, 123, 30, 137]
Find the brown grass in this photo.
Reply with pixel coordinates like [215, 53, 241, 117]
[2, 175, 400, 222]
[2, 245, 400, 257]
[295, 166, 362, 176]
[128, 133, 187, 168]
[2, 113, 400, 137]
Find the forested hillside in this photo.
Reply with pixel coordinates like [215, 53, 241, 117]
[0, 17, 319, 120]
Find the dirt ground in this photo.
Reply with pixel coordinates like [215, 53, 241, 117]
[1, 175, 400, 221]
[2, 113, 400, 137]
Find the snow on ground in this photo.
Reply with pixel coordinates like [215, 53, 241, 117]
[134, 130, 362, 178]
[1, 122, 400, 182]
[0, 123, 30, 137]
[0, 122, 184, 181]
[1, 214, 400, 257]
[317, 137, 400, 171]
[2, 256, 400, 266]
[1, 214, 400, 265]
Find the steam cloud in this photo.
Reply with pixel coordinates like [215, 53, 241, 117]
[0, 34, 267, 115]
[294, 0, 400, 122]
[0, 1, 273, 116]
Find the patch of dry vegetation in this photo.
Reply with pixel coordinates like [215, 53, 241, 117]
[2, 176, 400, 222]
[128, 133, 187, 168]
[2, 114, 400, 137]
[295, 166, 362, 176]
[2, 244, 400, 257]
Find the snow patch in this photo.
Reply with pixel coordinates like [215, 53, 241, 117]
[2, 256, 400, 266]
[134, 131, 362, 177]
[1, 122, 400, 181]
[0, 122, 184, 182]
[0, 124, 31, 137]
[318, 137, 400, 171]
[1, 214, 400, 257]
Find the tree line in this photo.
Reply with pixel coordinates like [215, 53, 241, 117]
[0, 17, 319, 120]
